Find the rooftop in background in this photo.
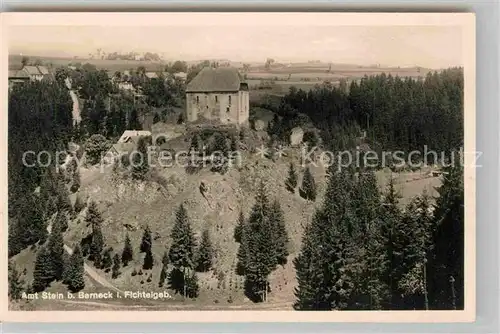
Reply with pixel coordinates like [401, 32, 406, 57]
[22, 65, 49, 76]
[8, 65, 51, 79]
[118, 130, 152, 144]
[186, 67, 244, 93]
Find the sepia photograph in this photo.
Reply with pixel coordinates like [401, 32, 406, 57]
[2, 13, 475, 322]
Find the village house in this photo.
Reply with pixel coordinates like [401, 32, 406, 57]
[185, 67, 249, 126]
[104, 130, 153, 164]
[173, 72, 187, 81]
[8, 65, 51, 90]
[18, 65, 50, 81]
[8, 69, 30, 91]
[118, 130, 152, 143]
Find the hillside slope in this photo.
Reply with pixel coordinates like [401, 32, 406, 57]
[12, 144, 441, 310]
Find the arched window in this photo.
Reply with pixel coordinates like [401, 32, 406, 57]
[196, 96, 199, 104]
[228, 95, 231, 105]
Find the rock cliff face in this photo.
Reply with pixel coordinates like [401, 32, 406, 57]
[27, 137, 440, 307]
[61, 148, 322, 301]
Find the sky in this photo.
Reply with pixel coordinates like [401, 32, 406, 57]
[8, 25, 463, 68]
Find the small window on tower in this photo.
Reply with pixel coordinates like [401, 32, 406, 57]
[196, 96, 199, 104]
[215, 95, 218, 103]
[228, 95, 231, 105]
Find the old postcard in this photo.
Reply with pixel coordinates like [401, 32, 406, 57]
[1, 12, 475, 322]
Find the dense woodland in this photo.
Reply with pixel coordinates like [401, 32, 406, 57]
[8, 63, 464, 310]
[263, 68, 463, 156]
[293, 160, 463, 310]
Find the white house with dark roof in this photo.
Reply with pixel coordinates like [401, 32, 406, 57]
[185, 67, 249, 125]
[118, 130, 152, 143]
[104, 130, 153, 164]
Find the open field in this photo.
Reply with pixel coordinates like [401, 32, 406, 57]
[245, 63, 433, 93]
[9, 54, 433, 79]
[9, 54, 166, 72]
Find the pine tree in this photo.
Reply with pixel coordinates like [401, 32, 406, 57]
[236, 233, 248, 275]
[168, 204, 196, 297]
[241, 182, 276, 302]
[285, 162, 298, 193]
[131, 136, 150, 180]
[269, 199, 289, 266]
[140, 225, 152, 253]
[359, 217, 390, 310]
[380, 175, 403, 309]
[162, 250, 169, 266]
[71, 167, 81, 193]
[87, 201, 104, 267]
[350, 170, 390, 310]
[293, 211, 334, 310]
[85, 134, 110, 165]
[102, 248, 113, 270]
[8, 261, 24, 300]
[159, 250, 169, 287]
[196, 229, 214, 272]
[65, 245, 85, 292]
[55, 174, 73, 214]
[32, 246, 55, 292]
[159, 265, 167, 287]
[428, 159, 464, 310]
[55, 211, 68, 233]
[230, 133, 239, 152]
[47, 218, 65, 280]
[294, 165, 358, 310]
[9, 194, 47, 256]
[74, 193, 86, 213]
[128, 106, 142, 130]
[185, 270, 200, 298]
[177, 111, 185, 124]
[143, 249, 154, 270]
[112, 254, 121, 279]
[234, 210, 245, 243]
[395, 193, 434, 310]
[39, 168, 58, 216]
[190, 134, 203, 153]
[121, 233, 134, 266]
[211, 132, 229, 173]
[299, 166, 316, 201]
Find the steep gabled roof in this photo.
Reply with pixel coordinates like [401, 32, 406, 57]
[22, 66, 42, 75]
[38, 66, 50, 75]
[9, 69, 30, 78]
[118, 130, 152, 143]
[110, 142, 136, 155]
[186, 67, 243, 93]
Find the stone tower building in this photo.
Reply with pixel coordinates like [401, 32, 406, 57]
[185, 67, 249, 125]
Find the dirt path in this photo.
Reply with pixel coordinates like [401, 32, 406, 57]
[64, 77, 82, 125]
[57, 298, 293, 310]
